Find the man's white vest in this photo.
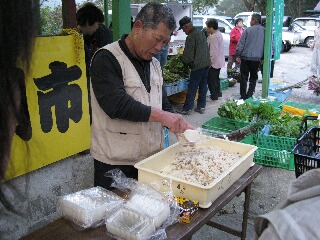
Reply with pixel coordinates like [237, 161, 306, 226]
[90, 41, 164, 165]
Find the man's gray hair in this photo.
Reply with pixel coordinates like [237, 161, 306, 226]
[135, 2, 176, 31]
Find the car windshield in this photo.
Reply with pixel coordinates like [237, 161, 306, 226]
[291, 22, 306, 31]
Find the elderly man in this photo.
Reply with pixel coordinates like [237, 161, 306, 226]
[177, 16, 211, 115]
[90, 2, 194, 190]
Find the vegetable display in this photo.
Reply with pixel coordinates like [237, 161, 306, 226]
[163, 55, 190, 83]
[218, 100, 317, 138]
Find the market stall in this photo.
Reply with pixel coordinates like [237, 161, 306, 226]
[22, 165, 263, 240]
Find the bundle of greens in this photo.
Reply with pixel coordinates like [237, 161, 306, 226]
[163, 55, 190, 83]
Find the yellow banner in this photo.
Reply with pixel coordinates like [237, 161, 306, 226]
[5, 34, 90, 180]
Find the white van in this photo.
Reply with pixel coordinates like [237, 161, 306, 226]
[234, 12, 261, 27]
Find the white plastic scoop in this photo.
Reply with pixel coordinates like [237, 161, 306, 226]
[178, 129, 202, 147]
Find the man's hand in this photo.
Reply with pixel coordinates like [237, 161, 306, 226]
[149, 108, 195, 134]
[236, 57, 241, 63]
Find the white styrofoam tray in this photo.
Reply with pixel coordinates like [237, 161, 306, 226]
[134, 136, 257, 208]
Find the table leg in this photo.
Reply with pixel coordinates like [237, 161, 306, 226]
[241, 184, 251, 240]
[205, 183, 252, 239]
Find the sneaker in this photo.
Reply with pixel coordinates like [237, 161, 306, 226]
[194, 108, 205, 114]
[177, 109, 192, 115]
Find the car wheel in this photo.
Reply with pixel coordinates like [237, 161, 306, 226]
[281, 42, 285, 53]
[284, 44, 291, 52]
[305, 37, 314, 48]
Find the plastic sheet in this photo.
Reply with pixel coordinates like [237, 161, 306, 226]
[58, 186, 125, 230]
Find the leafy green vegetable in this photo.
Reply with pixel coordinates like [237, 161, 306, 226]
[218, 100, 317, 138]
[163, 55, 190, 83]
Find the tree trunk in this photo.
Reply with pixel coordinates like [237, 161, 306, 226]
[62, 0, 77, 29]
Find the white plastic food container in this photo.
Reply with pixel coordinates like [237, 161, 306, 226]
[126, 193, 170, 228]
[106, 207, 156, 240]
[135, 136, 257, 208]
[58, 187, 125, 229]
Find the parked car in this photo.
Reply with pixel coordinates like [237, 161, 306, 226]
[281, 30, 301, 52]
[293, 17, 320, 31]
[193, 15, 234, 58]
[261, 15, 300, 53]
[288, 22, 314, 47]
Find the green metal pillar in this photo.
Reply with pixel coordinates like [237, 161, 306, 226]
[112, 0, 131, 41]
[104, 0, 109, 28]
[262, 0, 275, 98]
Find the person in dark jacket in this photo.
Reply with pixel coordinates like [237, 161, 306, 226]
[177, 16, 211, 115]
[76, 3, 113, 122]
[236, 13, 265, 100]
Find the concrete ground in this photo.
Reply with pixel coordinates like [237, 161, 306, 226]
[167, 45, 314, 239]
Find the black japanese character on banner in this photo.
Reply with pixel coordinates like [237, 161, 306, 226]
[34, 61, 82, 133]
[15, 68, 32, 141]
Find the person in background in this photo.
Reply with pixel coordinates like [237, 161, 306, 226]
[236, 14, 264, 100]
[90, 2, 194, 190]
[154, 45, 169, 68]
[254, 168, 320, 240]
[310, 26, 320, 78]
[0, 0, 36, 217]
[177, 16, 211, 115]
[206, 19, 225, 101]
[227, 18, 244, 73]
[0, 0, 36, 240]
[76, 3, 113, 122]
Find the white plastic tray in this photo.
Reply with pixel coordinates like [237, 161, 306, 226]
[135, 136, 257, 208]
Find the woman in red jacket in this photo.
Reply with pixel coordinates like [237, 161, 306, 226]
[227, 18, 244, 72]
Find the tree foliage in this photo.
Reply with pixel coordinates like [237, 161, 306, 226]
[215, 0, 247, 17]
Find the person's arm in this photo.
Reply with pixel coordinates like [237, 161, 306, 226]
[149, 107, 194, 134]
[91, 49, 193, 133]
[230, 28, 238, 44]
[91, 49, 151, 122]
[208, 35, 215, 65]
[181, 34, 195, 66]
[236, 30, 246, 63]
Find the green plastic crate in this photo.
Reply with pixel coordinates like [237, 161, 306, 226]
[201, 117, 250, 137]
[241, 133, 296, 170]
[220, 78, 229, 91]
[245, 97, 283, 110]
